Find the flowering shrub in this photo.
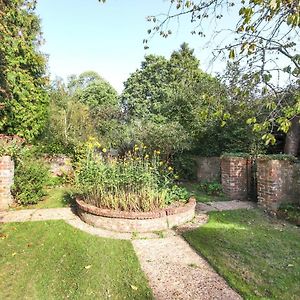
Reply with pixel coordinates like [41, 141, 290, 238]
[75, 140, 189, 212]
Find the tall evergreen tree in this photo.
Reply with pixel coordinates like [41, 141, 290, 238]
[0, 0, 49, 140]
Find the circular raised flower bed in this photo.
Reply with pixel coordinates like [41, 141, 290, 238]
[76, 197, 196, 233]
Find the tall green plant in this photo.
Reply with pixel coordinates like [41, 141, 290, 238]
[0, 0, 49, 140]
[76, 140, 189, 212]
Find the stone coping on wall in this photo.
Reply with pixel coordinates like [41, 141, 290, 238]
[76, 198, 196, 233]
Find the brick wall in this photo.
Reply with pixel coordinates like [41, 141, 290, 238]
[0, 156, 14, 210]
[221, 156, 251, 201]
[42, 154, 73, 177]
[194, 156, 220, 182]
[292, 163, 300, 200]
[257, 158, 300, 211]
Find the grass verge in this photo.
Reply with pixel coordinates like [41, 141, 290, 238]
[183, 209, 300, 299]
[0, 221, 153, 300]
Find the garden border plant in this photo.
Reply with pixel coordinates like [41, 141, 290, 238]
[0, 136, 52, 206]
[74, 139, 195, 232]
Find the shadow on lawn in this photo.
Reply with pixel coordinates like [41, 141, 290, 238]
[183, 209, 300, 300]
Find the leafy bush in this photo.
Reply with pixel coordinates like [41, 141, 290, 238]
[165, 185, 190, 203]
[0, 139, 25, 159]
[173, 153, 197, 181]
[278, 202, 300, 226]
[75, 141, 189, 212]
[12, 158, 50, 205]
[198, 181, 224, 196]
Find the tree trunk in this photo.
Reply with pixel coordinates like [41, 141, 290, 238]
[284, 116, 300, 156]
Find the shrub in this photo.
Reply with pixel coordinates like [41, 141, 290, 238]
[75, 141, 189, 212]
[173, 153, 197, 181]
[198, 181, 224, 196]
[277, 202, 300, 226]
[12, 158, 50, 205]
[0, 141, 51, 205]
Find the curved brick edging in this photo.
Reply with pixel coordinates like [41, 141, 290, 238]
[76, 198, 196, 233]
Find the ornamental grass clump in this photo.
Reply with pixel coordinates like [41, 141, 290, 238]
[76, 141, 188, 212]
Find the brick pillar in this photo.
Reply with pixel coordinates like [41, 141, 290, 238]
[221, 156, 250, 201]
[0, 156, 14, 210]
[257, 159, 292, 211]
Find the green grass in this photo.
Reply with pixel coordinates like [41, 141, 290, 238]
[12, 186, 74, 210]
[0, 221, 153, 300]
[180, 182, 228, 203]
[183, 209, 300, 300]
[35, 186, 74, 209]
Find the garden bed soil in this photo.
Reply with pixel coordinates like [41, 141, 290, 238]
[76, 197, 196, 233]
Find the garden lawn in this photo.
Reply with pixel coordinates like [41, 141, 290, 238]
[180, 182, 228, 203]
[0, 221, 153, 300]
[183, 209, 300, 300]
[12, 186, 74, 210]
[34, 186, 74, 209]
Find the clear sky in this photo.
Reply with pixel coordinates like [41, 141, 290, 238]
[36, 0, 234, 93]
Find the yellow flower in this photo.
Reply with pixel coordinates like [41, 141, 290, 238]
[102, 148, 107, 153]
[144, 154, 149, 159]
[143, 145, 147, 149]
[159, 161, 164, 166]
[168, 166, 173, 172]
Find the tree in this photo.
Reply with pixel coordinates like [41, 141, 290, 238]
[67, 71, 120, 147]
[0, 0, 49, 141]
[145, 0, 300, 154]
[40, 71, 122, 153]
[40, 78, 96, 154]
[146, 1, 299, 86]
[121, 44, 229, 155]
[121, 54, 171, 119]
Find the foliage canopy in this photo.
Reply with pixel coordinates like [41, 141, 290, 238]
[0, 0, 49, 140]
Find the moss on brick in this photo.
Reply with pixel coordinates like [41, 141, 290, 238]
[221, 152, 251, 159]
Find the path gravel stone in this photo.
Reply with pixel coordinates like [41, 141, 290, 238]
[195, 203, 217, 212]
[208, 200, 255, 211]
[0, 207, 76, 223]
[174, 213, 209, 234]
[132, 236, 242, 300]
[196, 200, 255, 213]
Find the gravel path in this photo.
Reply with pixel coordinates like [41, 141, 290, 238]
[196, 200, 255, 213]
[133, 236, 242, 300]
[0, 207, 76, 223]
[0, 200, 254, 299]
